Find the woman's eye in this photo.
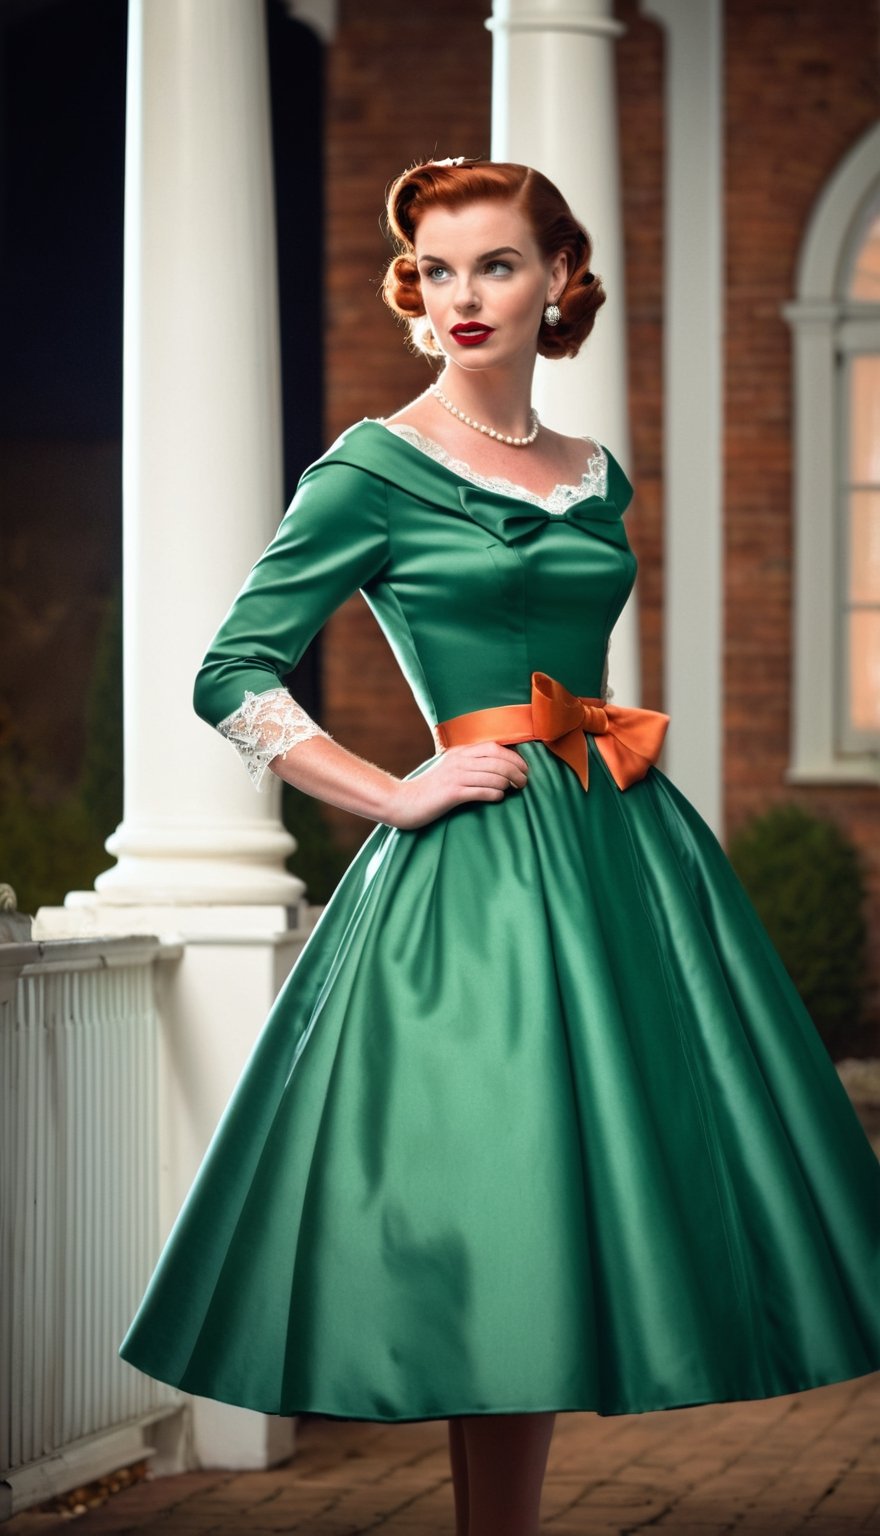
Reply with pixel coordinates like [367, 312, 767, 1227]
[426, 265, 450, 281]
[484, 260, 512, 276]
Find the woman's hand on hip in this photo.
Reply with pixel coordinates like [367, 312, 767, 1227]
[383, 743, 530, 830]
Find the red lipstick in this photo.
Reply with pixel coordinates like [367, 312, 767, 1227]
[450, 324, 495, 347]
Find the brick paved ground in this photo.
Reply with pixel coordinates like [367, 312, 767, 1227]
[6, 1373, 879, 1535]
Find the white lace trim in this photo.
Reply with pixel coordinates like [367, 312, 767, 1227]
[378, 422, 608, 513]
[216, 686, 330, 792]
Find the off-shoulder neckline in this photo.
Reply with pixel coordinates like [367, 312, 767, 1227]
[361, 417, 609, 515]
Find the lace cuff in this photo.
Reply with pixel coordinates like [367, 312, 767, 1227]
[216, 686, 331, 792]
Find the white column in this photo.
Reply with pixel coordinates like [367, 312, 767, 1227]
[642, 0, 724, 835]
[35, 0, 309, 1473]
[488, 0, 641, 707]
[102, 0, 299, 909]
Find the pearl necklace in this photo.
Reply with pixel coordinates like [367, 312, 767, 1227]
[429, 382, 540, 447]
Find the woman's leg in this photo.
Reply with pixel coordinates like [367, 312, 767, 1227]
[447, 1417, 470, 1536]
[459, 1411, 556, 1536]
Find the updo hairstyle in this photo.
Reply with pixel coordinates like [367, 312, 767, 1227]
[381, 157, 606, 361]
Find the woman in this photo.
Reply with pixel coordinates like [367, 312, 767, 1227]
[120, 159, 880, 1536]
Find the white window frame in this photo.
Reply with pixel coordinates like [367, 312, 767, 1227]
[783, 121, 880, 785]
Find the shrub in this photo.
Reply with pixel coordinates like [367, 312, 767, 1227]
[728, 802, 869, 1050]
[280, 784, 352, 906]
[1, 581, 349, 914]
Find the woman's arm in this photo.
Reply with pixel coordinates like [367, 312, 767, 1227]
[193, 458, 393, 794]
[265, 726, 403, 825]
[194, 454, 530, 830]
[265, 703, 536, 830]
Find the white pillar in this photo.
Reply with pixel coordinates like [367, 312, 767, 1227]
[642, 0, 724, 835]
[103, 0, 299, 909]
[35, 0, 308, 1472]
[487, 0, 641, 707]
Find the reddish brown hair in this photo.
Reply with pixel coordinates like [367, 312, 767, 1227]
[381, 157, 606, 360]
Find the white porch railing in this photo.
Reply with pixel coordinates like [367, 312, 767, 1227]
[0, 936, 184, 1519]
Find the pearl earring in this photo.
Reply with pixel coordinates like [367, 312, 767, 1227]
[543, 302, 561, 327]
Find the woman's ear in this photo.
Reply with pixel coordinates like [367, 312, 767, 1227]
[548, 250, 571, 303]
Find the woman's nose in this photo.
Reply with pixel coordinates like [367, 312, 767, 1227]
[453, 280, 479, 311]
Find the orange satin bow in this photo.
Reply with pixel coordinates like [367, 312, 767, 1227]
[435, 670, 670, 791]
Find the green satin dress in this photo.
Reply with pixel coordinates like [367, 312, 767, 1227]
[118, 420, 880, 1421]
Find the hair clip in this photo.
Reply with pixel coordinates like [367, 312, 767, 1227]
[583, 271, 595, 284]
[432, 156, 466, 168]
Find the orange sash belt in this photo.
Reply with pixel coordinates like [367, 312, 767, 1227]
[435, 670, 670, 792]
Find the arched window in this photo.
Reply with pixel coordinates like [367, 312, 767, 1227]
[784, 124, 880, 784]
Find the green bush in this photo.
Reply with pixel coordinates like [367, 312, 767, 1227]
[1, 581, 349, 915]
[728, 802, 869, 1049]
[0, 584, 125, 917]
[0, 750, 111, 918]
[79, 579, 124, 835]
[280, 784, 352, 905]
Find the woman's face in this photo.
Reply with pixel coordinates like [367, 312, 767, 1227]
[412, 198, 568, 371]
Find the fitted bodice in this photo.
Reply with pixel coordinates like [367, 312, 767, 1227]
[338, 421, 637, 730]
[193, 418, 638, 775]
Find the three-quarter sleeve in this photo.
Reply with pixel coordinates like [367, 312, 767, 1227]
[193, 460, 390, 790]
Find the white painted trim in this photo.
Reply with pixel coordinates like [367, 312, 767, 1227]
[640, 0, 724, 836]
[485, 10, 626, 37]
[783, 121, 880, 787]
[797, 123, 880, 299]
[1, 1419, 174, 1520]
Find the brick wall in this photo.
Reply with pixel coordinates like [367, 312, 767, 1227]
[724, 0, 880, 1030]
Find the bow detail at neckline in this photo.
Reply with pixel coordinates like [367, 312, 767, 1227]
[456, 485, 629, 548]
